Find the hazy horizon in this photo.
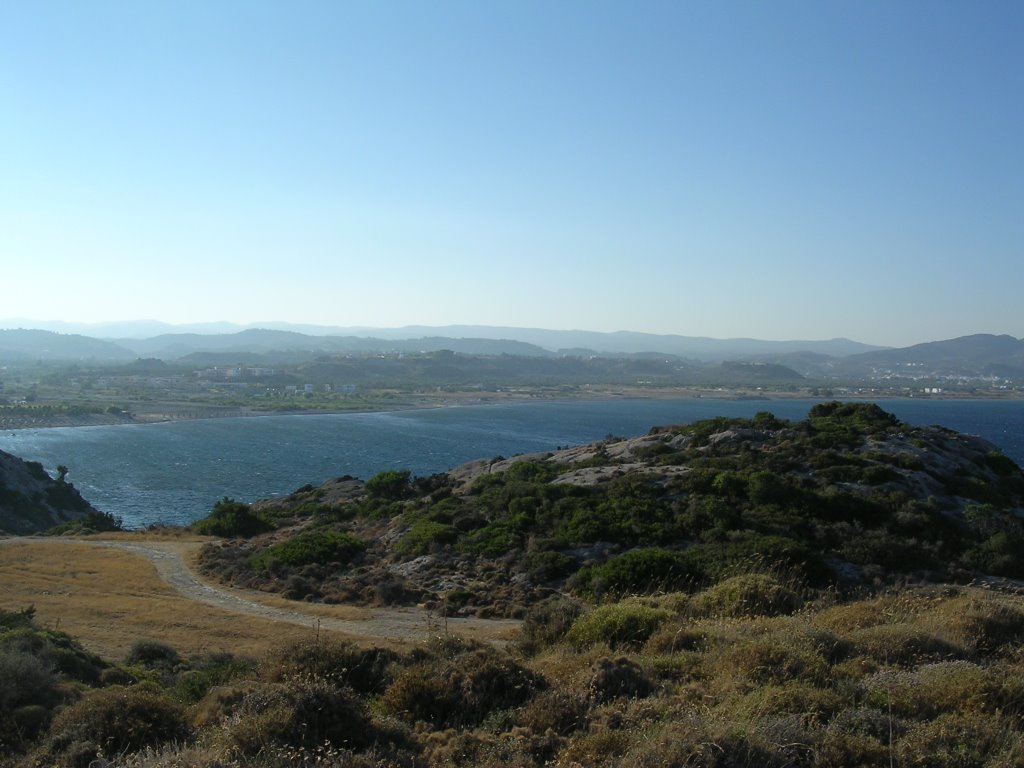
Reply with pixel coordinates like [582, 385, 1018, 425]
[3, 3, 1021, 348]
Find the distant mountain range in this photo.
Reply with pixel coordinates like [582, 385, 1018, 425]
[0, 323, 1022, 383]
[0, 322, 884, 361]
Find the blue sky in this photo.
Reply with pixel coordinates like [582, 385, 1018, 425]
[2, 1, 1021, 346]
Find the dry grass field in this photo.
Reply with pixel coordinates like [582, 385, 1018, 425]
[0, 539, 329, 659]
[0, 537, 518, 660]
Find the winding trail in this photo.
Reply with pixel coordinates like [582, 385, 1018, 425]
[2, 537, 521, 643]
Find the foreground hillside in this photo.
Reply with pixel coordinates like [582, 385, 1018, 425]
[5, 402, 1024, 767]
[4, 569, 1024, 765]
[197, 402, 1024, 615]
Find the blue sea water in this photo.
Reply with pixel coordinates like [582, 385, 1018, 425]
[1, 398, 1021, 529]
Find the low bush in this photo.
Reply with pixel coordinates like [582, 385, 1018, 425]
[893, 711, 1024, 768]
[125, 639, 181, 672]
[711, 633, 830, 688]
[380, 648, 543, 728]
[572, 548, 699, 597]
[365, 469, 413, 500]
[862, 661, 988, 720]
[689, 573, 802, 618]
[249, 529, 365, 570]
[517, 595, 583, 654]
[397, 518, 458, 555]
[517, 689, 589, 736]
[588, 656, 655, 702]
[643, 620, 706, 654]
[173, 654, 255, 703]
[37, 686, 189, 767]
[847, 623, 964, 667]
[220, 676, 375, 756]
[263, 637, 398, 695]
[566, 601, 673, 651]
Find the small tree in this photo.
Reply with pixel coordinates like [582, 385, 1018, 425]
[365, 469, 413, 500]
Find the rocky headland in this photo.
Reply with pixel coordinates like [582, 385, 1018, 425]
[0, 450, 101, 535]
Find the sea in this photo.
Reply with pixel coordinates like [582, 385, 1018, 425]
[1, 398, 1022, 530]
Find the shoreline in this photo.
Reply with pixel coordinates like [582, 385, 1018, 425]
[1, 386, 1021, 433]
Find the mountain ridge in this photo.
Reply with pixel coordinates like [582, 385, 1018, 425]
[1, 326, 1022, 383]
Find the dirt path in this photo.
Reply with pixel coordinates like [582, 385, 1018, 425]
[1, 537, 521, 645]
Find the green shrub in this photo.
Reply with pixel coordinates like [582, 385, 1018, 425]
[173, 655, 255, 703]
[523, 548, 576, 582]
[505, 460, 558, 483]
[398, 519, 458, 555]
[690, 573, 802, 618]
[190, 497, 273, 538]
[249, 530, 365, 570]
[365, 469, 413, 500]
[44, 510, 124, 535]
[573, 548, 699, 597]
[566, 601, 673, 651]
[686, 534, 832, 585]
[0, 605, 37, 631]
[0, 648, 61, 753]
[125, 639, 181, 672]
[984, 451, 1020, 477]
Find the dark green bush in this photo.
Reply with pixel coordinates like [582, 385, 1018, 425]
[191, 497, 273, 538]
[249, 529, 365, 570]
[125, 639, 181, 672]
[365, 469, 413, 500]
[174, 654, 255, 703]
[398, 518, 458, 555]
[572, 548, 699, 597]
[44, 510, 123, 535]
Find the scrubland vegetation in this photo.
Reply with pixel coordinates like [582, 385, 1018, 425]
[5, 403, 1024, 766]
[4, 578, 1024, 767]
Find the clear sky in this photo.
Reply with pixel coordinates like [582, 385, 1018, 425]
[2, 1, 1021, 347]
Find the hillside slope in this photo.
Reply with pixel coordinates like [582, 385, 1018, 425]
[197, 403, 1024, 617]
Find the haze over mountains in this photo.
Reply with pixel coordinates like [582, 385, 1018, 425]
[0, 322, 1023, 384]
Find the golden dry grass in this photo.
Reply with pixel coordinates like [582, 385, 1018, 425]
[0, 539, 412, 659]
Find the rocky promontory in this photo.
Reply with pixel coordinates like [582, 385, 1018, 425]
[196, 402, 1024, 616]
[0, 451, 99, 534]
